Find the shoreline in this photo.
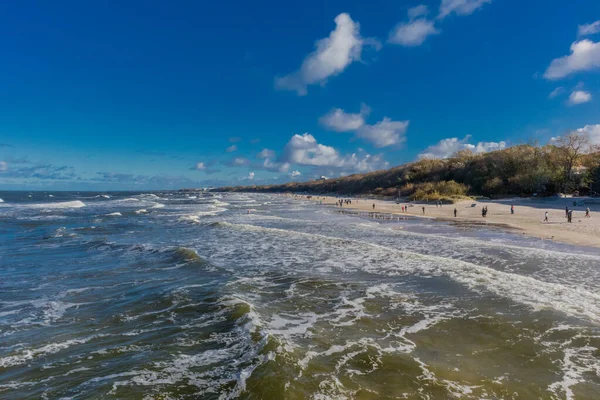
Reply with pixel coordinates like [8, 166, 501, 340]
[288, 194, 600, 249]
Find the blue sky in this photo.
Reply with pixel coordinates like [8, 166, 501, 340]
[1, 0, 599, 190]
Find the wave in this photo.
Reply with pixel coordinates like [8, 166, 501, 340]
[215, 222, 600, 324]
[15, 200, 87, 209]
[0, 334, 109, 368]
[0, 198, 3, 203]
[105, 212, 122, 217]
[134, 209, 147, 214]
[211, 199, 230, 207]
[150, 202, 165, 209]
[168, 247, 204, 263]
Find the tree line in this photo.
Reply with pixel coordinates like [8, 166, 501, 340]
[217, 132, 600, 200]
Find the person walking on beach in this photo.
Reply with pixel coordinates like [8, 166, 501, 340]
[544, 211, 548, 223]
[510, 205, 514, 215]
[565, 206, 569, 218]
[372, 203, 375, 210]
[454, 208, 457, 218]
[568, 210, 573, 223]
[422, 206, 425, 215]
[586, 207, 590, 218]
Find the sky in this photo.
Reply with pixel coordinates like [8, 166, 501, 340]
[0, 0, 599, 190]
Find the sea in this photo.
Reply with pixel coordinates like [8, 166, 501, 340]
[1, 190, 600, 399]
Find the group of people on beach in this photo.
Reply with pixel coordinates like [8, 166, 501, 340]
[337, 199, 352, 207]
[560, 206, 592, 223]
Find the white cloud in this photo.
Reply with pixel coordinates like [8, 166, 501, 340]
[0, 161, 7, 171]
[275, 13, 380, 95]
[438, 0, 491, 19]
[247, 172, 255, 180]
[260, 157, 289, 173]
[549, 87, 564, 99]
[282, 133, 388, 172]
[289, 170, 301, 178]
[356, 118, 409, 148]
[231, 157, 249, 166]
[579, 21, 600, 37]
[257, 148, 276, 159]
[408, 5, 430, 20]
[418, 135, 506, 159]
[195, 162, 206, 170]
[320, 105, 408, 148]
[568, 90, 592, 105]
[389, 18, 440, 47]
[389, 5, 439, 47]
[575, 124, 600, 145]
[226, 145, 237, 152]
[319, 104, 369, 132]
[544, 39, 600, 79]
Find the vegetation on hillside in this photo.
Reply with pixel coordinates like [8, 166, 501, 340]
[217, 133, 600, 199]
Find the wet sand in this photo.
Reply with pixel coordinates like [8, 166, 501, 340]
[297, 195, 600, 249]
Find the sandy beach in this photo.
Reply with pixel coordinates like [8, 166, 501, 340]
[296, 195, 600, 249]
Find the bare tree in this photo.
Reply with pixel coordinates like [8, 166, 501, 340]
[552, 132, 597, 191]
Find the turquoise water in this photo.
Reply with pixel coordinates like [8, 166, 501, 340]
[1, 191, 600, 399]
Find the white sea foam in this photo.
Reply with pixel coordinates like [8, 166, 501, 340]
[105, 212, 122, 217]
[0, 335, 107, 368]
[0, 198, 4, 202]
[134, 209, 148, 214]
[217, 222, 600, 324]
[151, 203, 165, 209]
[17, 200, 87, 209]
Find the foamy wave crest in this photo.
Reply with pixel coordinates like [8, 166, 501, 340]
[0, 198, 4, 203]
[150, 202, 165, 209]
[105, 212, 122, 217]
[217, 222, 600, 324]
[211, 199, 230, 207]
[0, 334, 108, 368]
[134, 209, 147, 214]
[23, 200, 86, 209]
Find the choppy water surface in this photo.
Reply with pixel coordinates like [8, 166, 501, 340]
[1, 191, 600, 399]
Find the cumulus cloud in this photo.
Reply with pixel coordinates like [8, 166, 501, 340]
[418, 135, 507, 159]
[247, 172, 255, 180]
[575, 124, 600, 145]
[544, 40, 600, 79]
[281, 133, 389, 173]
[320, 105, 409, 148]
[389, 6, 440, 47]
[356, 118, 409, 148]
[438, 0, 492, 19]
[275, 13, 380, 95]
[289, 170, 301, 178]
[319, 105, 369, 132]
[549, 87, 564, 99]
[194, 162, 206, 170]
[0, 161, 7, 171]
[259, 157, 289, 173]
[579, 21, 600, 37]
[257, 148, 276, 159]
[568, 90, 592, 105]
[226, 145, 238, 152]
